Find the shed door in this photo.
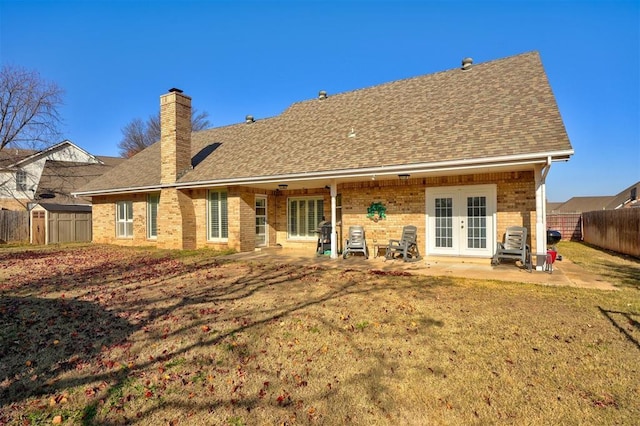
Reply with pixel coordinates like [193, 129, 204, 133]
[32, 211, 46, 245]
[426, 185, 496, 257]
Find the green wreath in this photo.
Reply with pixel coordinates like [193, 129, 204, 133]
[367, 202, 387, 221]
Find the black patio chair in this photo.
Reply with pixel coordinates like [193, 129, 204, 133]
[316, 223, 332, 255]
[385, 225, 421, 262]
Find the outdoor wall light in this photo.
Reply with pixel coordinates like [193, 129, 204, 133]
[398, 174, 410, 180]
[278, 184, 288, 190]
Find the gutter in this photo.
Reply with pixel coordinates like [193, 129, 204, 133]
[72, 149, 575, 197]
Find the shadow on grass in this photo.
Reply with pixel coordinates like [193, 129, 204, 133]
[1, 245, 453, 424]
[559, 242, 640, 290]
[0, 296, 138, 406]
[598, 306, 640, 350]
[597, 261, 640, 290]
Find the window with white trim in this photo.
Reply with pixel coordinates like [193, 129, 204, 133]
[208, 190, 228, 241]
[288, 197, 324, 239]
[147, 194, 159, 239]
[116, 201, 133, 238]
[16, 169, 27, 191]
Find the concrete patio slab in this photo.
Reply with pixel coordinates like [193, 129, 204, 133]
[223, 247, 617, 291]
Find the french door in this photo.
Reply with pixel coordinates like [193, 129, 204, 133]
[426, 185, 496, 257]
[255, 196, 267, 247]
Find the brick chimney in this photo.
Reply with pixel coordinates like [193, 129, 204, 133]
[160, 88, 192, 184]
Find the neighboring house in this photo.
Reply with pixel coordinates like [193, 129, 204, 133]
[0, 140, 122, 244]
[546, 182, 639, 242]
[548, 181, 640, 214]
[547, 197, 614, 214]
[74, 51, 574, 268]
[0, 140, 122, 210]
[604, 181, 639, 210]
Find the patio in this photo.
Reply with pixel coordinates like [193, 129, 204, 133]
[225, 247, 617, 291]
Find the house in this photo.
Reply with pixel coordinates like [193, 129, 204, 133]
[547, 197, 614, 214]
[74, 51, 574, 269]
[546, 182, 639, 242]
[549, 182, 639, 214]
[603, 181, 639, 210]
[0, 140, 122, 243]
[0, 140, 122, 210]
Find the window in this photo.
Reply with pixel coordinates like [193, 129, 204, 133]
[147, 194, 159, 239]
[208, 190, 228, 241]
[16, 169, 27, 191]
[288, 197, 324, 239]
[116, 201, 133, 238]
[466, 196, 487, 249]
[434, 197, 453, 248]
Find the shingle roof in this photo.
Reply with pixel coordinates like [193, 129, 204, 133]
[78, 51, 573, 193]
[548, 196, 614, 213]
[605, 181, 640, 209]
[37, 156, 123, 204]
[0, 148, 36, 168]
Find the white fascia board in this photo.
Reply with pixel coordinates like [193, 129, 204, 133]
[72, 150, 575, 195]
[176, 150, 576, 189]
[72, 185, 167, 197]
[14, 140, 102, 167]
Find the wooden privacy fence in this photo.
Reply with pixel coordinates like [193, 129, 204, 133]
[582, 209, 640, 258]
[546, 213, 582, 241]
[0, 210, 29, 243]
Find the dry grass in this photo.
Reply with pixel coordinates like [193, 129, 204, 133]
[556, 241, 640, 290]
[0, 243, 638, 425]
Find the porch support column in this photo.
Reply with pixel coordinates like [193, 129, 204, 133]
[330, 181, 338, 259]
[534, 158, 552, 270]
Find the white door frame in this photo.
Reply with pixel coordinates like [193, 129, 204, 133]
[425, 184, 496, 257]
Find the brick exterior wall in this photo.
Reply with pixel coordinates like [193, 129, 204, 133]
[336, 171, 537, 254]
[90, 171, 538, 255]
[160, 90, 192, 185]
[157, 188, 197, 250]
[91, 194, 156, 246]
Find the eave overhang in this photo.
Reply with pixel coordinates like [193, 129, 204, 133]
[72, 149, 574, 197]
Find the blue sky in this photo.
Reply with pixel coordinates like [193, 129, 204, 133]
[1, 0, 638, 201]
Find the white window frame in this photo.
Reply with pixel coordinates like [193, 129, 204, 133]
[147, 194, 159, 239]
[116, 201, 133, 238]
[16, 169, 27, 191]
[207, 189, 228, 241]
[255, 195, 268, 247]
[287, 196, 324, 240]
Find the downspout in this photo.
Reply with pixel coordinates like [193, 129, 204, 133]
[330, 180, 338, 259]
[534, 156, 552, 270]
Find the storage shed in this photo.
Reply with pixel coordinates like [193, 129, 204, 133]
[30, 203, 92, 245]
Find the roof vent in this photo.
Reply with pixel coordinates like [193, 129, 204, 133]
[461, 58, 473, 71]
[168, 88, 183, 93]
[318, 90, 327, 100]
[245, 115, 255, 124]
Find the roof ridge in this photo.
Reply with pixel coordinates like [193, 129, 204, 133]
[284, 51, 542, 111]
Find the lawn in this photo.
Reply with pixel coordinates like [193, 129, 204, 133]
[0, 242, 638, 425]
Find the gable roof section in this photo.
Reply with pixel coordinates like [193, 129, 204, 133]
[0, 148, 36, 169]
[605, 181, 640, 209]
[37, 156, 124, 204]
[77, 51, 573, 194]
[548, 196, 614, 213]
[0, 140, 103, 170]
